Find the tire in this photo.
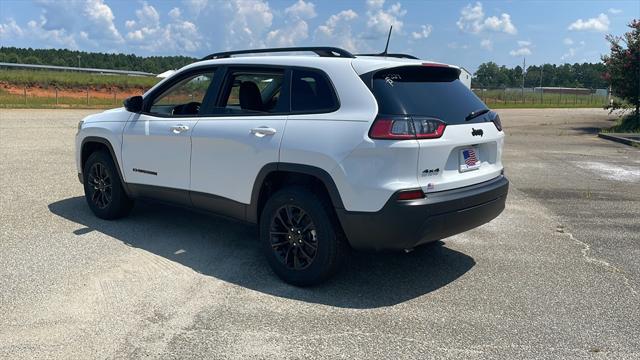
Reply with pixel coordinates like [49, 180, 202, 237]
[259, 186, 348, 286]
[83, 150, 133, 220]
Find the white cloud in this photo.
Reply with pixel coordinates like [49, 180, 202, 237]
[447, 42, 468, 50]
[561, 48, 576, 60]
[563, 37, 574, 45]
[608, 8, 622, 15]
[83, 0, 123, 42]
[134, 1, 160, 28]
[560, 38, 586, 61]
[184, 0, 208, 14]
[457, 2, 517, 35]
[225, 0, 274, 48]
[366, 0, 406, 37]
[168, 8, 182, 20]
[266, 0, 316, 47]
[0, 19, 24, 39]
[125, 2, 201, 52]
[27, 0, 122, 44]
[480, 38, 492, 50]
[456, 2, 484, 32]
[510, 40, 533, 56]
[568, 13, 609, 32]
[509, 47, 531, 56]
[367, 0, 385, 8]
[26, 17, 78, 49]
[267, 20, 309, 47]
[411, 24, 432, 39]
[285, 0, 316, 19]
[315, 9, 359, 51]
[483, 14, 517, 34]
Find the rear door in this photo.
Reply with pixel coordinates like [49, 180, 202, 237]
[189, 67, 289, 206]
[368, 65, 504, 193]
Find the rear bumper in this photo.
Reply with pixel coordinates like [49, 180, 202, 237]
[336, 175, 509, 251]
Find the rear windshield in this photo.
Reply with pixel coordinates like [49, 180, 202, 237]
[366, 66, 488, 124]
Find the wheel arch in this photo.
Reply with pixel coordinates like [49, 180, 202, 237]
[248, 163, 345, 224]
[80, 136, 130, 195]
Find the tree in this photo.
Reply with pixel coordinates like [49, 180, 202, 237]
[602, 19, 640, 118]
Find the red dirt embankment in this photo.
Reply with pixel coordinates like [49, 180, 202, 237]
[0, 82, 145, 99]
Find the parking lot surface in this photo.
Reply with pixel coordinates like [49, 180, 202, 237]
[1, 108, 638, 359]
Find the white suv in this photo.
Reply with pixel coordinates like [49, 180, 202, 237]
[75, 47, 508, 285]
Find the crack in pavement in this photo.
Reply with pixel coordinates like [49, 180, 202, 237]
[556, 225, 638, 296]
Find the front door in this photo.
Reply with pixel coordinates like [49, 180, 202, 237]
[122, 68, 216, 193]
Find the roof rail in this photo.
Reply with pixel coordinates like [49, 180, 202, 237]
[201, 47, 354, 60]
[355, 53, 420, 60]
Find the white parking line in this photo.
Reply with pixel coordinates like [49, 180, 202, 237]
[573, 161, 640, 182]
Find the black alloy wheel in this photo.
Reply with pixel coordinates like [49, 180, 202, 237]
[269, 205, 318, 270]
[87, 162, 112, 209]
[83, 150, 133, 220]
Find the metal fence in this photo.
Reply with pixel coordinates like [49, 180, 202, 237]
[472, 87, 609, 107]
[0, 86, 146, 109]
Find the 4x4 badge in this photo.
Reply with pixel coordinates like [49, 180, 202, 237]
[472, 128, 483, 137]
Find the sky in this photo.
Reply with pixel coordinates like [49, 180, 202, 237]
[0, 0, 638, 72]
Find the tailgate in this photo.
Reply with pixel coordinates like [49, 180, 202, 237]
[417, 122, 504, 193]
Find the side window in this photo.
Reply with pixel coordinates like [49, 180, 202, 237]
[291, 69, 338, 113]
[216, 69, 285, 114]
[149, 70, 215, 116]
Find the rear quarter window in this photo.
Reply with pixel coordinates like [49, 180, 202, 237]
[290, 69, 339, 113]
[366, 66, 488, 124]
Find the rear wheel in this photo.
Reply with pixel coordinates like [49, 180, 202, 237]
[260, 186, 347, 286]
[83, 151, 133, 219]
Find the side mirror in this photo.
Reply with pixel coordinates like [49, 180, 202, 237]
[124, 96, 143, 113]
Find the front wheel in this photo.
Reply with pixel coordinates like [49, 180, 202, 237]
[259, 186, 347, 286]
[83, 151, 133, 219]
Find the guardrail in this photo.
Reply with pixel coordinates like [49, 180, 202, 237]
[0, 62, 155, 77]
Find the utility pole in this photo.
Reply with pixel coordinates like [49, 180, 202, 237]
[521, 57, 526, 102]
[539, 65, 543, 103]
[77, 55, 81, 68]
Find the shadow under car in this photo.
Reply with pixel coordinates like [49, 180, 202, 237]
[48, 196, 475, 309]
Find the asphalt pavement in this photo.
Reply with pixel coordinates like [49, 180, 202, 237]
[0, 108, 638, 359]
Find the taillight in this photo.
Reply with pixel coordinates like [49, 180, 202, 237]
[369, 116, 446, 140]
[413, 117, 446, 139]
[369, 117, 415, 139]
[491, 112, 502, 131]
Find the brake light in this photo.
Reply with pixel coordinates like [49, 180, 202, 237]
[422, 62, 449, 68]
[369, 116, 446, 140]
[397, 189, 425, 200]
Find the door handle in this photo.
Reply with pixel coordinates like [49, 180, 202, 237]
[170, 124, 189, 134]
[250, 126, 277, 137]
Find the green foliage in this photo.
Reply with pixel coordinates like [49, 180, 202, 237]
[608, 114, 640, 132]
[602, 20, 640, 117]
[472, 61, 608, 89]
[0, 47, 196, 74]
[0, 69, 160, 89]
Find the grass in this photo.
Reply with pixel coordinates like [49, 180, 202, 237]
[0, 68, 160, 89]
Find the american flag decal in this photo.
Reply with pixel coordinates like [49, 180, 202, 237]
[463, 149, 478, 166]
